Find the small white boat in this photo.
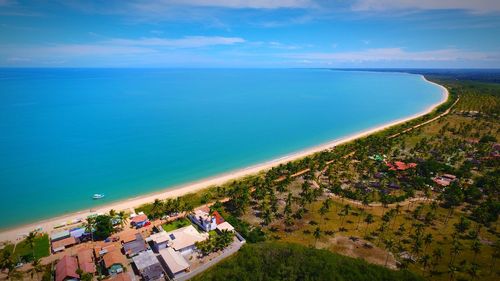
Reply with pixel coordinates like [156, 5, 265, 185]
[92, 194, 105, 199]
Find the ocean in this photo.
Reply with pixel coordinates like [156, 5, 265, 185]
[0, 69, 443, 229]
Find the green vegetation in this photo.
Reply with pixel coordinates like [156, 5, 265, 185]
[1, 234, 50, 263]
[193, 242, 423, 281]
[195, 230, 234, 256]
[162, 218, 191, 232]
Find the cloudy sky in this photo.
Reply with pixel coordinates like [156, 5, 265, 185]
[1, 0, 499, 67]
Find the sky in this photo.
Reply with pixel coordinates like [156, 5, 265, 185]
[1, 0, 499, 68]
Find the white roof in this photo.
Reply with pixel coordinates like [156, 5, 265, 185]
[165, 225, 208, 251]
[149, 232, 169, 244]
[132, 250, 160, 270]
[159, 248, 189, 273]
[216, 222, 234, 232]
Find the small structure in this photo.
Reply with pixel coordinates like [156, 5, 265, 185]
[69, 228, 86, 240]
[212, 210, 225, 225]
[433, 174, 457, 187]
[189, 208, 216, 232]
[158, 247, 190, 279]
[51, 230, 71, 242]
[149, 231, 170, 252]
[123, 233, 147, 257]
[387, 161, 417, 171]
[216, 222, 235, 233]
[132, 250, 165, 281]
[52, 236, 77, 253]
[130, 214, 149, 228]
[55, 255, 79, 281]
[99, 245, 127, 276]
[165, 225, 209, 254]
[76, 248, 96, 275]
[118, 230, 139, 244]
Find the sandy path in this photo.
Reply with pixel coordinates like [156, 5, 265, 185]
[0, 76, 448, 243]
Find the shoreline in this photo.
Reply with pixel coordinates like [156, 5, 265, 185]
[0, 75, 449, 243]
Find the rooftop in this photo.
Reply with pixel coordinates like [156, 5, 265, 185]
[103, 249, 127, 269]
[159, 247, 189, 274]
[132, 250, 161, 270]
[77, 248, 96, 274]
[55, 255, 79, 281]
[216, 222, 234, 232]
[123, 233, 147, 256]
[165, 225, 209, 251]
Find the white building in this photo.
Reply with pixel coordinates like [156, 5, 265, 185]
[189, 209, 217, 232]
[158, 247, 190, 279]
[165, 225, 209, 255]
[148, 231, 169, 252]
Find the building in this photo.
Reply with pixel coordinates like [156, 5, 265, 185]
[55, 255, 79, 281]
[52, 236, 77, 253]
[158, 247, 190, 279]
[149, 231, 170, 252]
[130, 214, 149, 228]
[97, 244, 127, 276]
[189, 209, 217, 232]
[216, 222, 235, 233]
[387, 161, 417, 171]
[123, 233, 147, 257]
[51, 230, 71, 242]
[108, 273, 132, 281]
[76, 248, 96, 275]
[165, 225, 209, 255]
[132, 250, 165, 281]
[433, 174, 458, 187]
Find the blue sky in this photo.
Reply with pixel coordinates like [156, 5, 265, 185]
[1, 0, 499, 68]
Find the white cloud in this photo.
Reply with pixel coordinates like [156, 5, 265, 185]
[352, 0, 500, 13]
[134, 0, 314, 10]
[284, 48, 499, 62]
[106, 36, 245, 48]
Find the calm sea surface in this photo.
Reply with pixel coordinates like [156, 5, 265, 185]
[0, 69, 443, 229]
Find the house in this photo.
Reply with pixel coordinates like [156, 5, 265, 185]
[149, 231, 170, 252]
[158, 247, 190, 279]
[165, 225, 209, 255]
[69, 228, 86, 240]
[130, 214, 149, 228]
[189, 209, 217, 232]
[51, 230, 71, 242]
[118, 230, 139, 244]
[55, 255, 79, 281]
[132, 250, 165, 281]
[212, 210, 225, 225]
[76, 248, 96, 274]
[216, 222, 235, 233]
[97, 244, 127, 276]
[387, 161, 417, 171]
[108, 273, 132, 281]
[433, 174, 458, 187]
[123, 233, 147, 257]
[52, 236, 77, 253]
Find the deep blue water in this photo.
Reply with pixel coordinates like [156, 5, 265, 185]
[0, 69, 443, 229]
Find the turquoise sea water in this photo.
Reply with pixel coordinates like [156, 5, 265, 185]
[0, 69, 443, 229]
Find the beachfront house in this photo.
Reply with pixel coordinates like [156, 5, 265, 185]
[158, 247, 190, 279]
[130, 213, 149, 228]
[132, 250, 165, 281]
[55, 255, 79, 281]
[216, 222, 235, 233]
[165, 225, 209, 255]
[123, 233, 147, 257]
[188, 208, 217, 232]
[52, 236, 77, 253]
[95, 243, 127, 276]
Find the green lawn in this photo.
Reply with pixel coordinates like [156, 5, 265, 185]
[6, 234, 50, 263]
[162, 218, 191, 232]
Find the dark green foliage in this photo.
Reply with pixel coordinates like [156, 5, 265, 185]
[93, 215, 113, 240]
[192, 242, 423, 281]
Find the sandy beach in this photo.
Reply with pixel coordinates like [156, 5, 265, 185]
[0, 76, 449, 243]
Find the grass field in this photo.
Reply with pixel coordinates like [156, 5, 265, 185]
[162, 218, 191, 232]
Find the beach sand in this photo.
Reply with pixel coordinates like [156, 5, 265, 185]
[0, 76, 448, 243]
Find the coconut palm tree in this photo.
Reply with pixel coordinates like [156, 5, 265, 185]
[419, 254, 431, 276]
[313, 227, 321, 247]
[471, 239, 481, 263]
[25, 231, 38, 261]
[28, 258, 44, 281]
[84, 217, 95, 243]
[384, 238, 394, 267]
[364, 214, 374, 237]
[118, 211, 128, 229]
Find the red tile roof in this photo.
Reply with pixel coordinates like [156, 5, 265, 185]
[109, 273, 132, 281]
[103, 249, 127, 269]
[77, 248, 96, 274]
[55, 255, 79, 281]
[387, 161, 417, 171]
[212, 211, 224, 225]
[130, 214, 148, 224]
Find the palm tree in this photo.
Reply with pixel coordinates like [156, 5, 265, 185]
[109, 209, 116, 218]
[489, 240, 500, 275]
[84, 217, 95, 243]
[471, 239, 481, 263]
[151, 198, 164, 219]
[28, 258, 43, 281]
[467, 262, 479, 281]
[339, 204, 351, 229]
[384, 238, 394, 267]
[118, 211, 128, 229]
[423, 233, 433, 253]
[364, 214, 374, 237]
[313, 227, 321, 247]
[448, 264, 458, 281]
[25, 231, 38, 261]
[419, 254, 431, 276]
[431, 248, 444, 273]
